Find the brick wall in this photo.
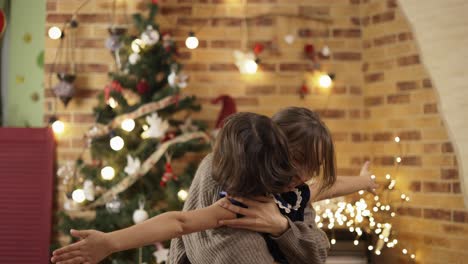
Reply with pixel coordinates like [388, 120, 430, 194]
[45, 0, 467, 263]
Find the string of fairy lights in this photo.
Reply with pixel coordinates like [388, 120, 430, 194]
[314, 135, 417, 262]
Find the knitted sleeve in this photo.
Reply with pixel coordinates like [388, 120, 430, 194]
[270, 205, 330, 264]
[168, 154, 274, 264]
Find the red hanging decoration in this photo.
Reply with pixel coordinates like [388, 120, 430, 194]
[104, 80, 123, 101]
[0, 9, 7, 38]
[211, 95, 237, 129]
[304, 44, 316, 60]
[253, 43, 265, 55]
[137, 79, 150, 95]
[298, 83, 309, 99]
[151, 0, 159, 5]
[160, 161, 177, 187]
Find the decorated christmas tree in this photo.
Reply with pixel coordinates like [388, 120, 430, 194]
[53, 2, 210, 263]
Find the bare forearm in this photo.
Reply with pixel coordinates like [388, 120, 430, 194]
[312, 176, 368, 201]
[107, 211, 185, 253]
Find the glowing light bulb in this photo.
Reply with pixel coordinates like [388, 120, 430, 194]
[318, 74, 332, 89]
[401, 194, 406, 200]
[244, 59, 258, 74]
[185, 32, 199, 49]
[331, 239, 336, 245]
[368, 245, 374, 251]
[178, 189, 188, 201]
[402, 249, 408, 254]
[318, 223, 323, 228]
[405, 196, 410, 202]
[121, 119, 135, 132]
[375, 250, 381, 255]
[396, 157, 402, 163]
[353, 240, 359, 246]
[394, 136, 400, 143]
[358, 190, 364, 195]
[131, 38, 144, 53]
[391, 212, 396, 217]
[110, 136, 124, 151]
[108, 97, 118, 108]
[48, 26, 62, 40]
[374, 196, 379, 201]
[371, 174, 376, 180]
[72, 189, 86, 203]
[411, 254, 415, 259]
[52, 119, 65, 134]
[101, 166, 115, 180]
[386, 174, 391, 180]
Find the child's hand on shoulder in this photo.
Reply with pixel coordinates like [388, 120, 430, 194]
[360, 161, 379, 195]
[51, 229, 116, 264]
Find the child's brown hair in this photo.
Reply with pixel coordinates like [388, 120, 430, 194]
[272, 107, 337, 191]
[212, 112, 296, 197]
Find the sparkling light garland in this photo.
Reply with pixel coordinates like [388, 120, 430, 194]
[314, 136, 417, 262]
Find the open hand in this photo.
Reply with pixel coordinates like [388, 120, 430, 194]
[360, 161, 379, 195]
[51, 229, 115, 264]
[218, 196, 289, 237]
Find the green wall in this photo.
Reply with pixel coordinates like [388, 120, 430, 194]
[3, 0, 45, 127]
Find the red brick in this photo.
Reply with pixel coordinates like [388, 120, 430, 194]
[397, 207, 422, 217]
[297, 28, 330, 38]
[441, 169, 458, 180]
[397, 55, 420, 66]
[351, 133, 370, 142]
[258, 63, 276, 72]
[452, 182, 461, 193]
[374, 34, 396, 46]
[409, 181, 421, 192]
[372, 11, 395, 24]
[424, 143, 440, 153]
[387, 0, 398, 8]
[362, 62, 369, 72]
[397, 81, 418, 91]
[452, 211, 468, 223]
[75, 89, 100, 99]
[210, 40, 241, 49]
[361, 16, 370, 26]
[387, 94, 410, 104]
[211, 18, 242, 27]
[401, 156, 422, 166]
[234, 97, 259, 106]
[349, 109, 361, 119]
[399, 131, 421, 140]
[249, 17, 275, 26]
[184, 63, 208, 71]
[422, 78, 433, 88]
[76, 14, 110, 23]
[177, 52, 192, 60]
[424, 103, 438, 114]
[160, 6, 192, 15]
[330, 86, 347, 94]
[209, 63, 238, 71]
[331, 132, 349, 141]
[317, 109, 346, 119]
[350, 17, 361, 26]
[441, 142, 454, 153]
[279, 63, 310, 71]
[47, 14, 72, 23]
[333, 52, 362, 61]
[246, 85, 275, 95]
[423, 182, 451, 193]
[177, 18, 209, 26]
[424, 208, 451, 221]
[364, 96, 384, 106]
[349, 86, 362, 95]
[362, 40, 372, 49]
[47, 1, 57, 11]
[332, 29, 361, 38]
[372, 156, 395, 166]
[372, 132, 393, 141]
[350, 0, 360, 4]
[364, 73, 384, 83]
[398, 32, 413, 42]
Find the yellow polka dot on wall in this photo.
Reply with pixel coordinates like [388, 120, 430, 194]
[23, 32, 32, 43]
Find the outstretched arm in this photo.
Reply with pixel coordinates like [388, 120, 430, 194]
[310, 161, 378, 202]
[51, 199, 235, 264]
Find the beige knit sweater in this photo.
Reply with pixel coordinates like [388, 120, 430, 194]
[168, 154, 329, 264]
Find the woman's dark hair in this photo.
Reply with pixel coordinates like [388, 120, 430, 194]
[212, 112, 296, 197]
[272, 107, 336, 191]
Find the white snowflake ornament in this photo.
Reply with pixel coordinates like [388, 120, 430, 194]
[168, 71, 189, 89]
[124, 155, 141, 175]
[141, 25, 160, 46]
[144, 113, 169, 139]
[153, 243, 169, 264]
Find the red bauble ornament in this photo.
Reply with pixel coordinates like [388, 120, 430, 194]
[299, 83, 309, 99]
[137, 79, 150, 94]
[104, 80, 123, 101]
[151, 0, 158, 4]
[0, 9, 6, 37]
[253, 43, 265, 55]
[304, 44, 315, 60]
[160, 162, 177, 187]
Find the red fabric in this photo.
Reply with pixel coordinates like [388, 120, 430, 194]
[0, 128, 55, 263]
[211, 95, 237, 129]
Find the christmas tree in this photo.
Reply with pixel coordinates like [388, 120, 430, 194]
[53, 2, 210, 263]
